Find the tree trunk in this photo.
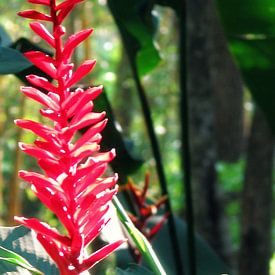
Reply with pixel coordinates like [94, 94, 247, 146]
[208, 2, 244, 163]
[239, 107, 274, 275]
[186, 0, 229, 260]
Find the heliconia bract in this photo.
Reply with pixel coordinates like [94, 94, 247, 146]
[15, 0, 125, 274]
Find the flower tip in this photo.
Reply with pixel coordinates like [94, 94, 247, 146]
[14, 216, 25, 223]
[18, 170, 28, 178]
[109, 148, 116, 159]
[14, 119, 20, 125]
[18, 142, 24, 149]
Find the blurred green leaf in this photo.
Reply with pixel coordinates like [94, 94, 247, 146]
[152, 217, 231, 274]
[0, 25, 12, 47]
[116, 216, 231, 275]
[155, 0, 181, 11]
[216, 0, 275, 36]
[107, 0, 161, 76]
[115, 264, 153, 275]
[10, 38, 52, 83]
[0, 226, 58, 274]
[0, 47, 30, 74]
[216, 0, 275, 133]
[0, 245, 43, 275]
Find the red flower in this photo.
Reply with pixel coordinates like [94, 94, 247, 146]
[121, 174, 169, 262]
[15, 0, 125, 274]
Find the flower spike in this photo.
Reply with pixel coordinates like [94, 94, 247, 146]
[16, 0, 124, 274]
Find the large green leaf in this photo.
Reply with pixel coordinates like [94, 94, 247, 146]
[10, 38, 52, 83]
[0, 25, 12, 47]
[0, 226, 58, 274]
[0, 47, 31, 74]
[107, 0, 161, 76]
[115, 264, 153, 275]
[152, 217, 231, 274]
[216, 0, 275, 133]
[116, 216, 231, 275]
[216, 0, 275, 36]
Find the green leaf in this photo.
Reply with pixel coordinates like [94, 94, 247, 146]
[115, 264, 153, 275]
[116, 216, 231, 275]
[155, 0, 181, 12]
[10, 38, 53, 83]
[0, 245, 43, 275]
[107, 0, 161, 76]
[216, 0, 275, 133]
[228, 38, 275, 132]
[216, 0, 275, 36]
[0, 226, 58, 274]
[151, 217, 231, 274]
[0, 25, 12, 47]
[0, 47, 31, 74]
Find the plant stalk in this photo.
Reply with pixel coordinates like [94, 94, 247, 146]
[179, 1, 197, 274]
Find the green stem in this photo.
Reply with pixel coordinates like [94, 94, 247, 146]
[112, 196, 166, 275]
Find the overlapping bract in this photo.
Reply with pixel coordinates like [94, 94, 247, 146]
[15, 0, 124, 274]
[122, 174, 169, 263]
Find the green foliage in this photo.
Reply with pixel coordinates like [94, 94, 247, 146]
[216, 160, 244, 192]
[216, 0, 275, 133]
[114, 264, 153, 275]
[107, 0, 161, 76]
[0, 47, 30, 74]
[270, 253, 275, 275]
[0, 245, 43, 275]
[152, 217, 231, 275]
[116, 216, 231, 274]
[155, 0, 181, 11]
[0, 26, 12, 47]
[0, 25, 31, 75]
[0, 226, 58, 274]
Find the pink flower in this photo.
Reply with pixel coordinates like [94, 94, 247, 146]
[15, 0, 125, 274]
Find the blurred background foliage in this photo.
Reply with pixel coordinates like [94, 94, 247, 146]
[0, 0, 274, 275]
